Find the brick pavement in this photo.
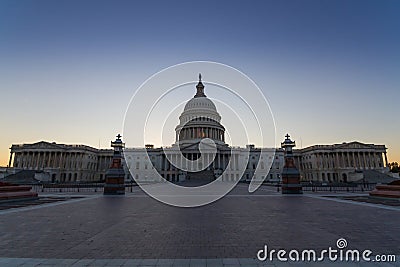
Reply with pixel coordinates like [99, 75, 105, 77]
[0, 183, 399, 266]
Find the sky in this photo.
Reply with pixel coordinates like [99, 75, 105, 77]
[0, 0, 399, 166]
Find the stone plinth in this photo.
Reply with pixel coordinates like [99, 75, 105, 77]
[103, 163, 125, 195]
[281, 158, 303, 194]
[281, 134, 302, 194]
[369, 180, 400, 199]
[0, 182, 38, 202]
[104, 135, 125, 195]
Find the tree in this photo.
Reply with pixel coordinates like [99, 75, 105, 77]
[389, 162, 399, 173]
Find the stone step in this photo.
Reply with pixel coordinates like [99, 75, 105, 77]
[187, 170, 215, 181]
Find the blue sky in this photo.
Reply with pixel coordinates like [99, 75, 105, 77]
[0, 0, 399, 165]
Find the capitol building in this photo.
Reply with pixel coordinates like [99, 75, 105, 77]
[5, 76, 391, 184]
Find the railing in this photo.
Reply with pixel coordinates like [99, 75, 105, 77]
[301, 184, 375, 193]
[29, 183, 138, 193]
[264, 182, 376, 193]
[24, 182, 377, 194]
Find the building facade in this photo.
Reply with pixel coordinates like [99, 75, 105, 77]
[5, 75, 390, 184]
[124, 75, 283, 183]
[9, 142, 114, 182]
[293, 142, 389, 183]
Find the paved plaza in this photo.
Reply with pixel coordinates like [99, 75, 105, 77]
[0, 183, 399, 266]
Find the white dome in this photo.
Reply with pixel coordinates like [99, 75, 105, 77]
[180, 96, 221, 124]
[174, 74, 225, 145]
[183, 96, 217, 112]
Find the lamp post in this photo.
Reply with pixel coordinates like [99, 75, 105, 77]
[281, 134, 303, 194]
[104, 134, 126, 195]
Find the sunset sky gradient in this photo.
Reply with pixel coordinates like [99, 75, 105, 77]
[0, 0, 399, 166]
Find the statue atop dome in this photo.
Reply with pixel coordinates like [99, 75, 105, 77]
[195, 73, 206, 98]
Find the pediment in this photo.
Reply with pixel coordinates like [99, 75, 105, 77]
[175, 141, 219, 151]
[25, 141, 63, 150]
[336, 141, 375, 150]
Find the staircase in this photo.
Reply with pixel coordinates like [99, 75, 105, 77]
[358, 170, 395, 184]
[187, 170, 215, 181]
[1, 170, 39, 185]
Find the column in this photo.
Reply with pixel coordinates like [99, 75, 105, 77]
[341, 152, 344, 168]
[65, 152, 69, 169]
[335, 152, 339, 168]
[41, 152, 45, 168]
[25, 153, 28, 168]
[30, 152, 34, 168]
[26, 153, 30, 168]
[42, 152, 46, 168]
[13, 153, 19, 167]
[321, 153, 325, 168]
[163, 154, 166, 171]
[47, 152, 51, 168]
[384, 152, 388, 167]
[235, 154, 238, 171]
[47, 152, 52, 168]
[36, 152, 40, 169]
[44, 152, 51, 167]
[8, 152, 13, 167]
[58, 152, 63, 169]
[353, 152, 357, 168]
[351, 152, 355, 168]
[363, 152, 367, 169]
[39, 152, 44, 169]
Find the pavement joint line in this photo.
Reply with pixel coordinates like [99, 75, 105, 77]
[0, 195, 102, 216]
[125, 194, 285, 198]
[0, 257, 398, 266]
[305, 194, 400, 211]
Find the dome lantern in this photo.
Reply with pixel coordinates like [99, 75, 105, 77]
[195, 73, 206, 98]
